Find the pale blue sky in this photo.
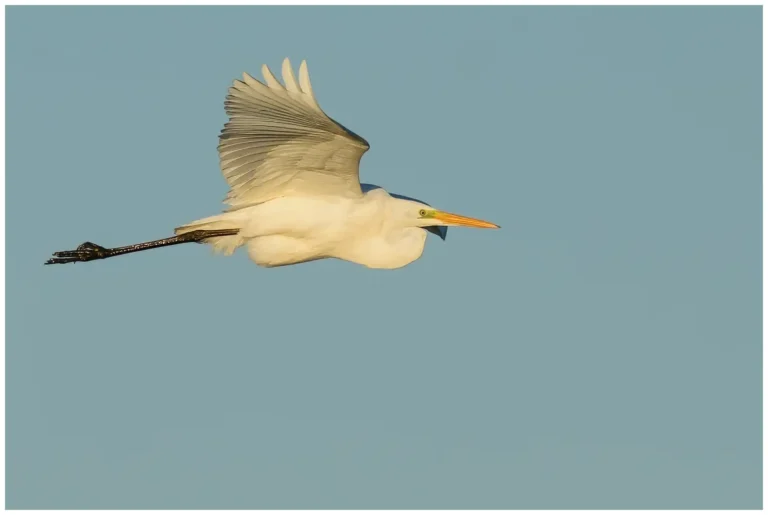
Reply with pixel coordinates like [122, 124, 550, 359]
[6, 6, 762, 509]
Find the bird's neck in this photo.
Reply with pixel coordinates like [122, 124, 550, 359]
[332, 192, 428, 269]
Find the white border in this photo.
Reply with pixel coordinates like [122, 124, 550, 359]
[0, 3, 5, 513]
[1, 1, 764, 514]
[1, 0, 766, 5]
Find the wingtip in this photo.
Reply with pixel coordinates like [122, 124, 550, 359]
[261, 63, 283, 89]
[281, 58, 300, 92]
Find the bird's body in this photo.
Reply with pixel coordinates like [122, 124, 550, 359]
[46, 58, 498, 268]
[178, 188, 429, 269]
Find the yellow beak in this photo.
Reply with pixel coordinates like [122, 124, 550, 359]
[432, 210, 500, 229]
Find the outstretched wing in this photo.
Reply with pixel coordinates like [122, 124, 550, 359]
[218, 58, 370, 209]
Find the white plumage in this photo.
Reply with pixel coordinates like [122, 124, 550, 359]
[173, 58, 499, 269]
[46, 58, 498, 269]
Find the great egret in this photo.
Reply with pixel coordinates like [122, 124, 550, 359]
[46, 58, 499, 269]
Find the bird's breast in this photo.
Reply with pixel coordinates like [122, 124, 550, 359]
[334, 227, 428, 269]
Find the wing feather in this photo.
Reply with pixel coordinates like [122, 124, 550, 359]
[281, 59, 301, 93]
[218, 58, 369, 208]
[260, 64, 285, 91]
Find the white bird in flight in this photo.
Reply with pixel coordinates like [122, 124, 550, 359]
[46, 58, 499, 269]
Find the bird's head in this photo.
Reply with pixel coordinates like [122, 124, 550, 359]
[365, 186, 499, 240]
[387, 193, 499, 240]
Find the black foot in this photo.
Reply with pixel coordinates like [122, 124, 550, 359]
[45, 242, 111, 265]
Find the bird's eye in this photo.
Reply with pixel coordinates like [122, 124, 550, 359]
[419, 209, 427, 217]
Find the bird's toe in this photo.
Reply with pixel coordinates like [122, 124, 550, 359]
[45, 242, 110, 264]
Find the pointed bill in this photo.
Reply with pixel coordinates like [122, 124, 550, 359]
[433, 211, 500, 229]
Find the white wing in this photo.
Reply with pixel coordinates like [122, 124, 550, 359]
[218, 58, 370, 209]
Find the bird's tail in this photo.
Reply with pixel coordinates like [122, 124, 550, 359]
[175, 212, 245, 256]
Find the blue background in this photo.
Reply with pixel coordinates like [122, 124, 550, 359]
[6, 6, 762, 509]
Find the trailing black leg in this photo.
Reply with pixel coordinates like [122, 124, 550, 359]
[45, 229, 240, 265]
